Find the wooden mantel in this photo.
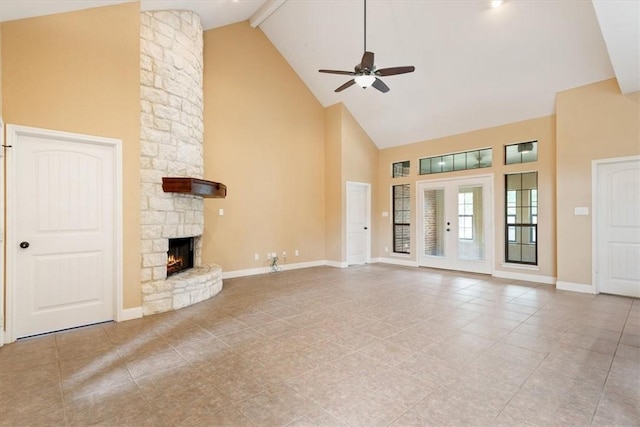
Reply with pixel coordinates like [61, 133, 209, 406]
[162, 177, 227, 198]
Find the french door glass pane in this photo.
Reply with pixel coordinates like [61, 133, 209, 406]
[458, 186, 484, 261]
[423, 189, 445, 256]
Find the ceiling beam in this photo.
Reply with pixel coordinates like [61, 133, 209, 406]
[592, 0, 640, 94]
[249, 0, 287, 28]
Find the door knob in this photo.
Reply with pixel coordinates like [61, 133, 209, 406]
[20, 241, 30, 249]
[364, 227, 368, 230]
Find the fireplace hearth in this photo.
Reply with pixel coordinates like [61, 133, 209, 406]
[167, 237, 194, 277]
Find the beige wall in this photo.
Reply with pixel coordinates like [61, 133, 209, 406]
[1, 3, 142, 308]
[377, 116, 557, 279]
[341, 105, 379, 260]
[322, 103, 378, 264]
[556, 78, 640, 286]
[202, 22, 326, 272]
[0, 26, 3, 119]
[325, 104, 343, 262]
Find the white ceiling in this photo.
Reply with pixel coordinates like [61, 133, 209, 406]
[0, 0, 637, 148]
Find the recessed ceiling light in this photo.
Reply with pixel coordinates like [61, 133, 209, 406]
[491, 0, 504, 8]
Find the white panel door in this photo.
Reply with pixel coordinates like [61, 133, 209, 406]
[596, 158, 640, 297]
[347, 182, 370, 265]
[14, 129, 116, 338]
[418, 176, 493, 274]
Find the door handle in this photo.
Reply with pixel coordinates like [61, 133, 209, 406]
[20, 241, 30, 249]
[364, 227, 368, 230]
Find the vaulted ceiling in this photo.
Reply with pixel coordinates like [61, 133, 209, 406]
[1, 0, 637, 148]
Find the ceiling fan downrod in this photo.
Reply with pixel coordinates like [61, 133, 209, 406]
[364, 0, 367, 53]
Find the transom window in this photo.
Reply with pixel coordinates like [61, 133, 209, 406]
[392, 161, 410, 178]
[505, 141, 538, 165]
[419, 148, 492, 175]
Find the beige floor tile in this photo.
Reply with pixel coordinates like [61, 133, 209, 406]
[321, 387, 407, 427]
[594, 390, 640, 426]
[360, 366, 434, 408]
[286, 364, 361, 406]
[236, 384, 316, 425]
[287, 407, 347, 426]
[357, 339, 416, 366]
[62, 364, 135, 399]
[484, 341, 548, 369]
[0, 402, 67, 427]
[615, 342, 640, 362]
[388, 411, 438, 426]
[124, 348, 188, 379]
[422, 331, 496, 365]
[173, 335, 230, 365]
[412, 386, 501, 426]
[0, 265, 637, 427]
[499, 389, 594, 426]
[65, 381, 148, 426]
[385, 329, 442, 351]
[329, 327, 380, 350]
[500, 330, 560, 354]
[0, 334, 58, 371]
[604, 356, 640, 400]
[463, 354, 536, 387]
[396, 352, 461, 387]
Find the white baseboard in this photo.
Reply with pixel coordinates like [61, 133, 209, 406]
[222, 260, 327, 279]
[492, 269, 557, 285]
[118, 306, 143, 321]
[556, 280, 595, 294]
[376, 257, 419, 267]
[325, 260, 348, 268]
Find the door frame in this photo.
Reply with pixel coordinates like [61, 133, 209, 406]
[0, 118, 4, 347]
[5, 125, 123, 343]
[416, 173, 494, 274]
[592, 155, 640, 295]
[346, 181, 371, 265]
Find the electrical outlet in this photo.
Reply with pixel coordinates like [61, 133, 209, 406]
[384, 246, 389, 253]
[266, 253, 272, 259]
[254, 253, 259, 261]
[295, 249, 299, 256]
[272, 252, 277, 258]
[282, 251, 287, 258]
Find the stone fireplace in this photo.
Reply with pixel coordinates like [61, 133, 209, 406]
[139, 10, 222, 315]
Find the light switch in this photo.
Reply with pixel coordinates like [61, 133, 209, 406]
[574, 207, 589, 216]
[218, 208, 224, 216]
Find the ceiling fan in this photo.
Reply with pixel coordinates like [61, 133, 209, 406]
[319, 0, 415, 93]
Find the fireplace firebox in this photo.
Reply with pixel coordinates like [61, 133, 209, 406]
[167, 237, 194, 277]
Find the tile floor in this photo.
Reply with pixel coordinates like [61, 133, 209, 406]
[1, 264, 639, 426]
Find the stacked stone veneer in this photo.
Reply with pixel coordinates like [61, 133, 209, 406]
[140, 10, 222, 315]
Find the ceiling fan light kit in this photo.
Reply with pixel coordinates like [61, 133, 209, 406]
[354, 75, 376, 88]
[318, 0, 415, 93]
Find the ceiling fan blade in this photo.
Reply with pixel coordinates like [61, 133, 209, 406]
[376, 66, 415, 76]
[335, 79, 356, 92]
[372, 78, 390, 93]
[360, 51, 375, 71]
[319, 69, 356, 75]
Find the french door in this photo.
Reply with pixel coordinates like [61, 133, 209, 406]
[417, 175, 493, 274]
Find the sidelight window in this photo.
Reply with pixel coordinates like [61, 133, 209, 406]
[505, 172, 538, 265]
[393, 184, 411, 254]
